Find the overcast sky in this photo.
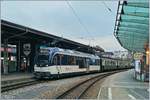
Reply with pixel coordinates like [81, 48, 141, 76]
[1, 1, 125, 51]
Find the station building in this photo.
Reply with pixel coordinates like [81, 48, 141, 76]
[1, 20, 104, 75]
[1, 44, 17, 74]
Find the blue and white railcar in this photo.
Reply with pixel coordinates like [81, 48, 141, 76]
[34, 47, 100, 78]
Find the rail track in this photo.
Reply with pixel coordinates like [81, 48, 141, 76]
[1, 70, 125, 93]
[1, 79, 40, 92]
[56, 71, 118, 99]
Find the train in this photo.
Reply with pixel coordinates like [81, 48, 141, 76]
[34, 47, 132, 79]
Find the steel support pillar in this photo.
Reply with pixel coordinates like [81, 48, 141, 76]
[3, 39, 8, 74]
[17, 41, 21, 72]
[29, 42, 36, 72]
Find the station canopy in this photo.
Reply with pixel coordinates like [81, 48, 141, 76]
[114, 0, 149, 52]
[1, 20, 104, 54]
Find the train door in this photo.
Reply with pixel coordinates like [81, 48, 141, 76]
[101, 58, 105, 71]
[86, 58, 90, 72]
[100, 58, 102, 72]
[53, 55, 60, 74]
[117, 60, 119, 68]
[78, 57, 84, 68]
[78, 57, 87, 69]
[58, 54, 63, 73]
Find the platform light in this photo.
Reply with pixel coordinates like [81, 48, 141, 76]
[146, 51, 149, 54]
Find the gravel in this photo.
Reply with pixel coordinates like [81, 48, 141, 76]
[1, 73, 102, 99]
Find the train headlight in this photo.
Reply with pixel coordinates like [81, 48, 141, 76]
[34, 64, 37, 67]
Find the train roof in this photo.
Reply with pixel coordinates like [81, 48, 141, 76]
[40, 47, 100, 59]
[101, 56, 130, 61]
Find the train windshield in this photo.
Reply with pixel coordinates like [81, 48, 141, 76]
[36, 55, 49, 66]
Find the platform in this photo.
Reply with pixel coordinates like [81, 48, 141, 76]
[97, 69, 149, 100]
[1, 72, 34, 86]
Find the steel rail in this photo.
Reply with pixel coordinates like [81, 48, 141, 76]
[56, 71, 120, 99]
[78, 74, 109, 99]
[1, 79, 40, 92]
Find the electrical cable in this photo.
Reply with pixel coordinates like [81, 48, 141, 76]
[66, 0, 91, 37]
[102, 1, 112, 12]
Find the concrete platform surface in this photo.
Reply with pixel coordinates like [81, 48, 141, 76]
[97, 69, 149, 100]
[1, 72, 34, 82]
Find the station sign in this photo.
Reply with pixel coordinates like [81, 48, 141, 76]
[134, 53, 143, 60]
[23, 43, 31, 56]
[0, 47, 16, 53]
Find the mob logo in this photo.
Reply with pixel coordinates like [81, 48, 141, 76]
[23, 43, 31, 56]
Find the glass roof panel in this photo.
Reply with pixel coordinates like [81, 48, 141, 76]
[127, 2, 149, 8]
[117, 31, 148, 37]
[118, 26, 144, 31]
[118, 37, 145, 48]
[114, 1, 149, 52]
[123, 5, 149, 18]
[121, 19, 148, 25]
[118, 39, 146, 45]
[118, 27, 148, 33]
[127, 0, 149, 2]
[117, 35, 147, 41]
[118, 27, 148, 35]
[121, 15, 149, 24]
[119, 21, 149, 30]
[118, 35, 147, 42]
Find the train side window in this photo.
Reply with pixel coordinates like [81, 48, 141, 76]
[96, 59, 99, 65]
[53, 56, 57, 65]
[79, 59, 84, 68]
[105, 60, 107, 66]
[52, 54, 60, 65]
[102, 59, 105, 66]
[61, 55, 68, 65]
[78, 58, 87, 68]
[91, 59, 96, 65]
[68, 56, 76, 65]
